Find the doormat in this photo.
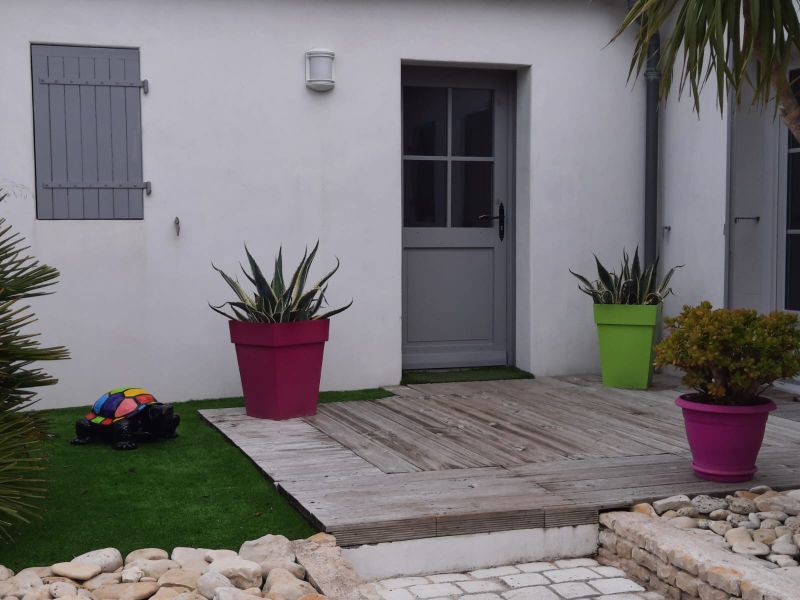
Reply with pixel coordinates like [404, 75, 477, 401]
[401, 366, 534, 385]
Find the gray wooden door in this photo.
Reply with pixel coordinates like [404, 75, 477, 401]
[402, 67, 514, 369]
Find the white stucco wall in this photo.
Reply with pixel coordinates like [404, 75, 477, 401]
[659, 81, 730, 320]
[1, 0, 652, 409]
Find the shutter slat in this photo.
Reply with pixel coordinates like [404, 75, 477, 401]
[125, 54, 143, 219]
[94, 56, 115, 219]
[47, 56, 69, 219]
[31, 54, 53, 219]
[79, 57, 99, 219]
[64, 56, 84, 218]
[110, 57, 129, 219]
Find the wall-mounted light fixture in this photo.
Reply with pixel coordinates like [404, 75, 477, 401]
[305, 48, 335, 92]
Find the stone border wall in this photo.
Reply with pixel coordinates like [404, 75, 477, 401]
[597, 512, 800, 600]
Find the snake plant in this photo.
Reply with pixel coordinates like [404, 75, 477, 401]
[570, 247, 680, 305]
[210, 242, 352, 323]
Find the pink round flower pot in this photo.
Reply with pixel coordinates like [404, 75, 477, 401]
[676, 394, 776, 483]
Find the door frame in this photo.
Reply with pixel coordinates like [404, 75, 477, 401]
[400, 64, 517, 368]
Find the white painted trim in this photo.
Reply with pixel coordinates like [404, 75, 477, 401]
[341, 524, 599, 580]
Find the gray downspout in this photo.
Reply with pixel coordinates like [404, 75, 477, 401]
[644, 33, 661, 267]
[628, 0, 662, 266]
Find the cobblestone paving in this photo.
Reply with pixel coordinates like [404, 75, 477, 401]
[374, 558, 664, 600]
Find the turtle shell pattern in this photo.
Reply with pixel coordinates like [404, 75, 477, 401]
[86, 387, 157, 426]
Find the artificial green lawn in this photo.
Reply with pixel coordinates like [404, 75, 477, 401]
[401, 366, 534, 385]
[0, 389, 390, 569]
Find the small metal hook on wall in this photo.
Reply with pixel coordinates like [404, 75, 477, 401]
[174, 216, 180, 237]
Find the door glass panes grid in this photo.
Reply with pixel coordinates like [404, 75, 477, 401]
[787, 71, 800, 310]
[402, 86, 494, 228]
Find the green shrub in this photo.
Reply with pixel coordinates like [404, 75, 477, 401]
[210, 242, 351, 323]
[570, 247, 680, 305]
[655, 301, 800, 405]
[0, 191, 68, 541]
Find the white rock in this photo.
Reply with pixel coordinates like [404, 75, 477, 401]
[158, 569, 202, 590]
[768, 554, 799, 567]
[668, 516, 697, 529]
[709, 509, 731, 521]
[50, 581, 78, 598]
[772, 534, 800, 556]
[0, 580, 18, 597]
[732, 541, 771, 556]
[0, 566, 14, 581]
[709, 521, 732, 536]
[179, 560, 210, 575]
[175, 594, 208, 600]
[171, 550, 210, 568]
[121, 567, 144, 584]
[13, 571, 44, 594]
[238, 535, 294, 566]
[208, 560, 261, 590]
[196, 572, 234, 600]
[761, 518, 782, 529]
[756, 511, 788, 521]
[51, 563, 101, 582]
[82, 573, 122, 591]
[73, 549, 122, 574]
[676, 506, 699, 518]
[725, 527, 753, 545]
[204, 552, 238, 564]
[77, 589, 92, 600]
[126, 561, 179, 580]
[751, 485, 773, 494]
[258, 562, 304, 580]
[728, 513, 749, 525]
[213, 589, 259, 600]
[263, 570, 314, 600]
[21, 586, 51, 600]
[125, 550, 169, 566]
[653, 495, 692, 515]
[19, 569, 52, 579]
[728, 497, 757, 515]
[753, 529, 777, 545]
[755, 495, 800, 515]
[691, 495, 728, 514]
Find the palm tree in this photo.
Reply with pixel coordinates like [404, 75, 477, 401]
[0, 189, 69, 540]
[615, 1, 800, 141]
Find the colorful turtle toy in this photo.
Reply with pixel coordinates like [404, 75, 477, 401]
[71, 387, 180, 450]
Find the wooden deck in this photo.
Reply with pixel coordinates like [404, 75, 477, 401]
[200, 376, 800, 547]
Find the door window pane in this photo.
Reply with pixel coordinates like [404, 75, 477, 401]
[790, 154, 800, 230]
[403, 161, 447, 227]
[403, 87, 447, 156]
[451, 161, 493, 227]
[787, 235, 800, 310]
[452, 89, 493, 157]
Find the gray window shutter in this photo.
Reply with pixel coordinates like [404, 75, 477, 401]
[31, 45, 147, 220]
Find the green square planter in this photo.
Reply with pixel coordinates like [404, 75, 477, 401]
[594, 304, 662, 389]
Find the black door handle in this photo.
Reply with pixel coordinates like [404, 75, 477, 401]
[479, 202, 505, 241]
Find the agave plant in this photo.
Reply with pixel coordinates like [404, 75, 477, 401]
[211, 242, 352, 323]
[569, 247, 680, 305]
[0, 190, 69, 541]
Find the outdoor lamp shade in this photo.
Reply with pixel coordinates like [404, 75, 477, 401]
[305, 49, 335, 91]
